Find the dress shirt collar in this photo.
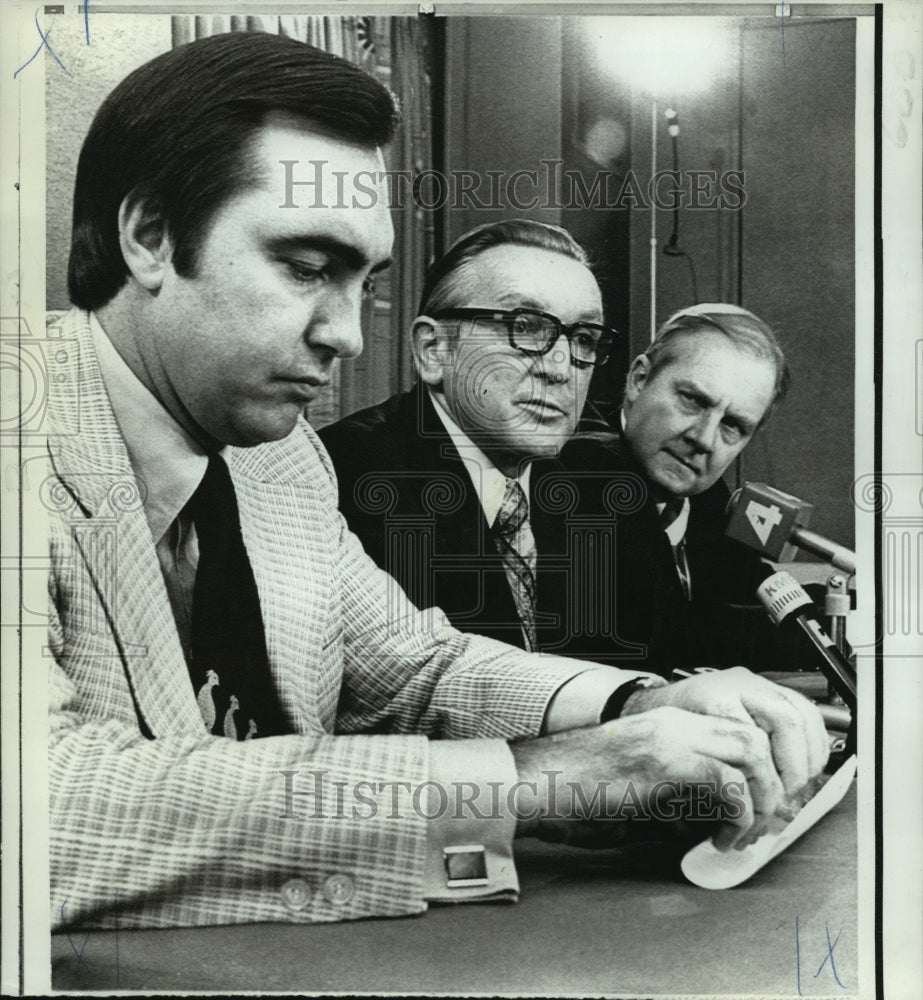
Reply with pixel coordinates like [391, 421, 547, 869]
[428, 390, 532, 527]
[661, 499, 690, 547]
[619, 408, 689, 545]
[89, 312, 210, 545]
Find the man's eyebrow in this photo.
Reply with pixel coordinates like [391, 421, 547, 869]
[494, 293, 540, 310]
[266, 235, 390, 273]
[727, 411, 757, 434]
[674, 378, 717, 407]
[674, 377, 756, 433]
[495, 293, 603, 321]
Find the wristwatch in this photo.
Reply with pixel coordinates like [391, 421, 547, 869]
[599, 675, 668, 722]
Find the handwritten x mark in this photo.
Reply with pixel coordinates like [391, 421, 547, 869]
[814, 920, 845, 989]
[13, 9, 71, 80]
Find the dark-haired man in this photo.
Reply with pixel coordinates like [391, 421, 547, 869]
[48, 34, 826, 932]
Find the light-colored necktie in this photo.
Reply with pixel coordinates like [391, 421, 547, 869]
[660, 499, 692, 600]
[494, 478, 538, 650]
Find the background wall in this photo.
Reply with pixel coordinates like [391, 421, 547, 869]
[46, 17, 172, 310]
[443, 16, 635, 411]
[443, 14, 857, 548]
[443, 17, 565, 244]
[737, 20, 856, 547]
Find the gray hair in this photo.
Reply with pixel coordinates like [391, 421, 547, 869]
[638, 303, 789, 421]
[419, 219, 590, 317]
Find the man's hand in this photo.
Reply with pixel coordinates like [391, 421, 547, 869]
[620, 666, 829, 802]
[510, 704, 800, 851]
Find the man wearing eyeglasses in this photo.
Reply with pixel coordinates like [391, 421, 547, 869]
[321, 224, 781, 671]
[320, 219, 617, 653]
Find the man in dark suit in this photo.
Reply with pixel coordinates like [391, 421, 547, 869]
[320, 219, 624, 656]
[562, 303, 788, 675]
[322, 228, 784, 675]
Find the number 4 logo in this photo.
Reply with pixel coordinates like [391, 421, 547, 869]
[745, 500, 783, 546]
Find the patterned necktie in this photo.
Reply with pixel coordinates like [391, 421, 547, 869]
[187, 455, 290, 740]
[493, 478, 538, 650]
[660, 499, 692, 600]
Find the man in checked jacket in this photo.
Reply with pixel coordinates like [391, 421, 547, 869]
[47, 31, 827, 929]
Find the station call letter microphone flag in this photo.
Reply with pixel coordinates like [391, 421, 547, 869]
[725, 482, 856, 575]
[757, 571, 857, 713]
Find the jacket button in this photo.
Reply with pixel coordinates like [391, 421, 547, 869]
[321, 873, 355, 905]
[280, 878, 312, 911]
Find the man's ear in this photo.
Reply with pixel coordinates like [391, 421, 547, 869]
[117, 194, 173, 292]
[411, 316, 453, 388]
[624, 353, 651, 405]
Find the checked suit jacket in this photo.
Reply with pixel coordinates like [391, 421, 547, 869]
[45, 310, 616, 930]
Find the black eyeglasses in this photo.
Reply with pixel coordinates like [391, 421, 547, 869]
[431, 307, 617, 369]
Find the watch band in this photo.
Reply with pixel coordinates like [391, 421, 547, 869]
[599, 676, 667, 722]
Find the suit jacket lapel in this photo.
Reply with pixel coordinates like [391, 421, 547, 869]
[226, 434, 327, 728]
[47, 311, 205, 736]
[407, 389, 522, 638]
[408, 388, 492, 559]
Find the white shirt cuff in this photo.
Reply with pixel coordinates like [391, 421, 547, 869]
[543, 667, 665, 733]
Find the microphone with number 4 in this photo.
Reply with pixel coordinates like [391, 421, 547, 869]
[725, 482, 856, 574]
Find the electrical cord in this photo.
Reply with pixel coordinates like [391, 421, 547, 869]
[662, 108, 700, 304]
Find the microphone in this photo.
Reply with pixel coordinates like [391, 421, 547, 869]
[757, 571, 857, 712]
[725, 482, 856, 574]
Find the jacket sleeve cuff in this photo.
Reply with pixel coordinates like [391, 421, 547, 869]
[423, 740, 519, 904]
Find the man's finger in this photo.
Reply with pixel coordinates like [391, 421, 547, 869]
[778, 684, 830, 776]
[744, 684, 829, 795]
[678, 712, 787, 820]
[696, 758, 754, 851]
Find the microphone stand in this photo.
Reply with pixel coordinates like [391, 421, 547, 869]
[824, 573, 852, 657]
[823, 572, 855, 763]
[759, 570, 857, 769]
